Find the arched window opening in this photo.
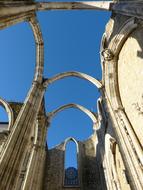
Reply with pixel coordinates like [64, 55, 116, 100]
[0, 105, 9, 132]
[65, 139, 78, 169]
[64, 138, 79, 187]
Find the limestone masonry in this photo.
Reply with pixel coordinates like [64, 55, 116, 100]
[0, 0, 143, 190]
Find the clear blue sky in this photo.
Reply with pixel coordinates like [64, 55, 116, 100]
[0, 1, 110, 168]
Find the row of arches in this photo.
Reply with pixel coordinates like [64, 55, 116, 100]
[0, 22, 102, 130]
[0, 70, 102, 132]
[0, 15, 103, 134]
[44, 71, 102, 143]
[29, 13, 103, 151]
[0, 16, 103, 189]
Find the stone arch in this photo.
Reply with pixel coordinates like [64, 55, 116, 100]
[64, 137, 79, 168]
[47, 103, 98, 130]
[43, 71, 102, 89]
[63, 137, 79, 151]
[0, 16, 45, 188]
[29, 16, 44, 83]
[102, 17, 143, 188]
[63, 137, 79, 187]
[0, 14, 44, 84]
[0, 98, 14, 131]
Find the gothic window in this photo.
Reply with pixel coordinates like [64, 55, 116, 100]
[64, 138, 79, 187]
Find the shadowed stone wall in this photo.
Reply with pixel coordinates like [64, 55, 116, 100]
[44, 134, 105, 190]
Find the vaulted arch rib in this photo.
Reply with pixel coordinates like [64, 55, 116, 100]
[0, 98, 14, 131]
[43, 71, 102, 89]
[47, 103, 98, 130]
[29, 16, 44, 83]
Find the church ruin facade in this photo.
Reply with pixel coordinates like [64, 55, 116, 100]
[0, 1, 143, 189]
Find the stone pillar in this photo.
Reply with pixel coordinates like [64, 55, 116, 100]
[101, 2, 143, 189]
[0, 82, 45, 190]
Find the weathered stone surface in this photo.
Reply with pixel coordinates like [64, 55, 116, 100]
[0, 1, 143, 190]
[118, 27, 143, 147]
[44, 134, 104, 190]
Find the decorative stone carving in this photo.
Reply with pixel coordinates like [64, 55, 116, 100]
[101, 48, 114, 61]
[0, 1, 143, 190]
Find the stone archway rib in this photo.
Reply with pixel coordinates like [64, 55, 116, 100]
[0, 15, 45, 189]
[44, 71, 102, 89]
[29, 16, 44, 83]
[0, 98, 14, 131]
[47, 103, 98, 129]
[0, 1, 112, 17]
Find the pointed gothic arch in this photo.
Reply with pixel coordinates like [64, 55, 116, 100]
[47, 103, 98, 130]
[63, 137, 80, 187]
[0, 98, 14, 131]
[29, 16, 44, 83]
[43, 71, 102, 89]
[64, 137, 79, 169]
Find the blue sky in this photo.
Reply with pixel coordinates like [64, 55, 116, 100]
[0, 1, 110, 167]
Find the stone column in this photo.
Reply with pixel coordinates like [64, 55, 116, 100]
[0, 82, 45, 190]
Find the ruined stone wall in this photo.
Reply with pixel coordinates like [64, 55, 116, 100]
[118, 26, 143, 146]
[80, 134, 105, 190]
[100, 2, 143, 188]
[44, 142, 80, 190]
[0, 1, 142, 189]
[44, 134, 104, 190]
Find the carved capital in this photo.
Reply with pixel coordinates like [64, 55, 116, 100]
[101, 48, 114, 61]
